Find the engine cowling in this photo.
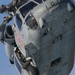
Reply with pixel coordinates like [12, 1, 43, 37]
[5, 25, 14, 38]
[4, 25, 15, 64]
[4, 25, 15, 45]
[4, 42, 14, 64]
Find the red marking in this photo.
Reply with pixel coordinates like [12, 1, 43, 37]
[16, 34, 23, 46]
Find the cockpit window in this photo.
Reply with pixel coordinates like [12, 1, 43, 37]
[34, 0, 42, 3]
[43, 0, 47, 1]
[25, 14, 38, 29]
[70, 0, 75, 8]
[20, 1, 37, 17]
[16, 14, 22, 30]
[15, 57, 21, 74]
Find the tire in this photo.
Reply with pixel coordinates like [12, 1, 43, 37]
[27, 64, 39, 75]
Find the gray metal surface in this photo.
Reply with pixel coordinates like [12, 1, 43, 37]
[13, 0, 75, 75]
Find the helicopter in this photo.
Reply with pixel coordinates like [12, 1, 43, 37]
[0, 0, 75, 75]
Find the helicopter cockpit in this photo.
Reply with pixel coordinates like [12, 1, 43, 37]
[15, 12, 38, 30]
[15, 0, 42, 30]
[19, 0, 47, 18]
[19, 1, 38, 18]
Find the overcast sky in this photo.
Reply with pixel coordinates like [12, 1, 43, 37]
[0, 0, 75, 75]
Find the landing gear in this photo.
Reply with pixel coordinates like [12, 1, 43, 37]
[27, 64, 39, 75]
[15, 48, 39, 75]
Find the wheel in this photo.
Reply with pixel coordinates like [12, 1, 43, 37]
[27, 64, 39, 75]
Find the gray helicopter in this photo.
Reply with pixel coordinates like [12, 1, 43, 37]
[0, 0, 75, 75]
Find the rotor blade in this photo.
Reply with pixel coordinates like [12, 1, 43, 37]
[0, 5, 6, 13]
[0, 21, 6, 41]
[0, 23, 6, 32]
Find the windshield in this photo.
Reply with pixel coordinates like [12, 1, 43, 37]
[16, 14, 22, 30]
[35, 0, 42, 3]
[43, 0, 47, 1]
[20, 1, 37, 17]
[70, 0, 75, 8]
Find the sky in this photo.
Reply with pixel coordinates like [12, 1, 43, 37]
[0, 0, 18, 75]
[0, 0, 75, 75]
